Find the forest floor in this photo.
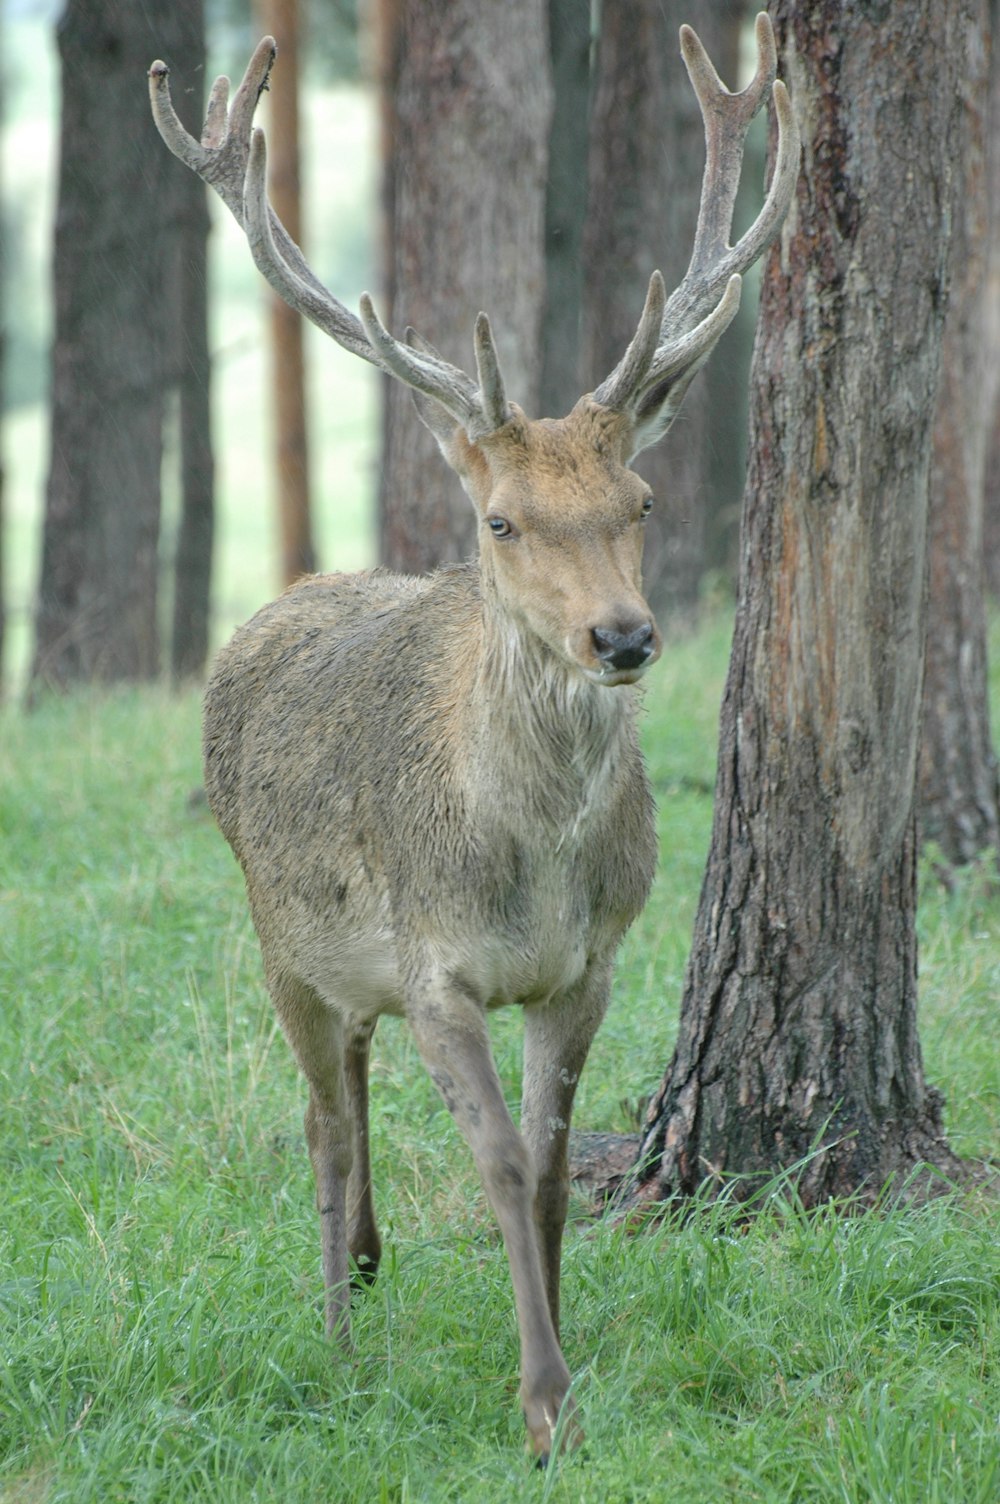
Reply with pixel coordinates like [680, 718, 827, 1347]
[1, 615, 998, 1502]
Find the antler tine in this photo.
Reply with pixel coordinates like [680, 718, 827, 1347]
[473, 314, 512, 434]
[593, 271, 666, 412]
[359, 293, 498, 432]
[244, 129, 377, 364]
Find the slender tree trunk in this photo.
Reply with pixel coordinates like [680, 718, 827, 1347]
[919, 0, 999, 865]
[375, 0, 552, 573]
[629, 0, 970, 1209]
[982, 9, 1000, 594]
[257, 0, 316, 586]
[32, 0, 179, 687]
[582, 0, 748, 623]
[538, 0, 591, 419]
[169, 0, 215, 683]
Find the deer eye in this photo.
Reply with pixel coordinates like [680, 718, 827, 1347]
[487, 516, 512, 538]
[640, 496, 654, 520]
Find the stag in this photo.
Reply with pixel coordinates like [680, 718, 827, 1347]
[149, 16, 797, 1461]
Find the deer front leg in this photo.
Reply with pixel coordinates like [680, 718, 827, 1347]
[521, 957, 613, 1336]
[405, 979, 580, 1463]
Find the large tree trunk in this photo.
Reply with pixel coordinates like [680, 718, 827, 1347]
[919, 0, 999, 865]
[169, 0, 215, 683]
[630, 0, 971, 1209]
[375, 0, 552, 573]
[32, 0, 181, 687]
[581, 0, 748, 623]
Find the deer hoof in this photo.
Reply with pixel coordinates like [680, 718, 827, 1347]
[523, 1386, 584, 1464]
[350, 1253, 379, 1291]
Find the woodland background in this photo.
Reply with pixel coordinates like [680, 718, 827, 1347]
[2, 2, 1000, 1496]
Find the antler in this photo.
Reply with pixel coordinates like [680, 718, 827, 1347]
[593, 11, 800, 421]
[148, 40, 511, 439]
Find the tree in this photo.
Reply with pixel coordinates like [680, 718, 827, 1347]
[982, 14, 1000, 596]
[581, 0, 749, 621]
[537, 0, 591, 419]
[628, 0, 972, 1209]
[32, 0, 210, 688]
[256, 0, 316, 588]
[373, 0, 552, 573]
[169, 0, 215, 682]
[919, 0, 1000, 865]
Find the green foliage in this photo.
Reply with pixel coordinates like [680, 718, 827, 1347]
[1, 631, 998, 1500]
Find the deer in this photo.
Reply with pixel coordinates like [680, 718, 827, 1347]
[149, 14, 798, 1462]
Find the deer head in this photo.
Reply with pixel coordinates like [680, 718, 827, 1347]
[149, 17, 798, 688]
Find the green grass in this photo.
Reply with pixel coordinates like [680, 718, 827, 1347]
[1, 626, 999, 1502]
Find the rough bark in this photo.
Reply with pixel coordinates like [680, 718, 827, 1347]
[581, 0, 748, 623]
[375, 0, 552, 573]
[256, 0, 316, 587]
[919, 1, 999, 865]
[629, 0, 970, 1209]
[169, 0, 215, 683]
[32, 0, 181, 687]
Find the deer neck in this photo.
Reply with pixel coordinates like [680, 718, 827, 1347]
[460, 586, 635, 834]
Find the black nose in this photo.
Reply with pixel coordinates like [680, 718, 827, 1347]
[591, 622, 656, 671]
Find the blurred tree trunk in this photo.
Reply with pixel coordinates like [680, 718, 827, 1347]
[581, 0, 748, 624]
[0, 44, 5, 693]
[919, 0, 999, 865]
[627, 0, 970, 1210]
[256, 0, 316, 587]
[538, 0, 591, 418]
[374, 0, 552, 573]
[32, 0, 196, 688]
[982, 12, 1000, 595]
[169, 0, 215, 682]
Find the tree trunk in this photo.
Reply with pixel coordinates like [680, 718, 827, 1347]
[169, 0, 215, 683]
[375, 0, 552, 574]
[982, 9, 1000, 595]
[257, 0, 316, 587]
[630, 0, 970, 1209]
[581, 0, 748, 623]
[919, 0, 999, 865]
[31, 0, 183, 687]
[538, 0, 591, 419]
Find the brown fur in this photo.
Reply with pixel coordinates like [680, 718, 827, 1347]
[204, 403, 659, 1458]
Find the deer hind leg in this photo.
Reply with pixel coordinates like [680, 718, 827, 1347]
[405, 978, 580, 1463]
[266, 967, 354, 1345]
[520, 959, 613, 1338]
[344, 1018, 381, 1286]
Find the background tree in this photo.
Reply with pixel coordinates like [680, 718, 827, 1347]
[982, 14, 1000, 595]
[169, 0, 215, 682]
[373, 0, 552, 573]
[255, 0, 316, 588]
[581, 0, 749, 621]
[32, 0, 210, 688]
[627, 0, 972, 1209]
[919, 0, 1000, 865]
[537, 0, 591, 419]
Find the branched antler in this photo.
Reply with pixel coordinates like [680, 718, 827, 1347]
[593, 12, 800, 428]
[148, 39, 511, 434]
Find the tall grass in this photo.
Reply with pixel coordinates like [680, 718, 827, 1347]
[1, 623, 998, 1501]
